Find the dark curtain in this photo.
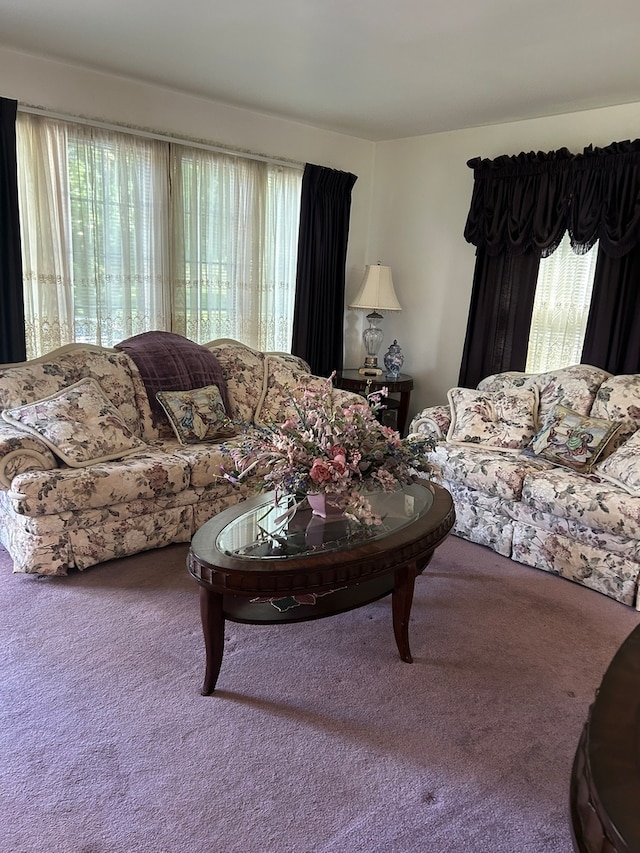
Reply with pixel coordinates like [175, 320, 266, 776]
[581, 247, 640, 373]
[0, 97, 26, 363]
[291, 163, 357, 377]
[461, 140, 640, 382]
[464, 149, 574, 258]
[457, 247, 539, 387]
[576, 141, 640, 373]
[459, 150, 572, 385]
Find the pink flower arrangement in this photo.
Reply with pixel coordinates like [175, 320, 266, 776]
[224, 376, 434, 524]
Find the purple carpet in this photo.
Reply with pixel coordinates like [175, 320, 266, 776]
[1, 535, 638, 852]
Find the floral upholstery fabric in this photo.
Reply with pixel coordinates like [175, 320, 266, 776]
[205, 340, 265, 423]
[409, 363, 640, 607]
[446, 386, 539, 451]
[511, 524, 640, 606]
[7, 447, 191, 516]
[409, 405, 452, 440]
[519, 467, 640, 541]
[254, 357, 325, 426]
[590, 374, 640, 451]
[2, 378, 147, 467]
[0, 345, 144, 436]
[0, 339, 324, 575]
[594, 428, 640, 496]
[438, 479, 515, 556]
[0, 421, 57, 489]
[425, 443, 550, 501]
[478, 364, 611, 423]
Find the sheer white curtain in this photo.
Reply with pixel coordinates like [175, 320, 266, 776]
[525, 232, 598, 373]
[17, 114, 75, 357]
[17, 115, 170, 358]
[170, 147, 301, 351]
[16, 112, 302, 358]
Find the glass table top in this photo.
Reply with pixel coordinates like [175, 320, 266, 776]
[215, 482, 433, 561]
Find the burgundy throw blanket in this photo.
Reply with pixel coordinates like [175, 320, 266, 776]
[115, 331, 231, 426]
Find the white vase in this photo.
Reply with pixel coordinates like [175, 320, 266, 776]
[307, 493, 343, 519]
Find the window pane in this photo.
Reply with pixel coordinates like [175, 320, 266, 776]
[525, 234, 598, 373]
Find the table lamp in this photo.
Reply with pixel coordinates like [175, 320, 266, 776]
[349, 264, 401, 375]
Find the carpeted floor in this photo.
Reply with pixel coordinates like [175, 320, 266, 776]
[1, 535, 638, 853]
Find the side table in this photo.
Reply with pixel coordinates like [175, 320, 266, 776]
[334, 370, 413, 436]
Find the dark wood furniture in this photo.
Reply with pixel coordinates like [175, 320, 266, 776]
[187, 482, 454, 694]
[334, 370, 414, 436]
[570, 623, 640, 852]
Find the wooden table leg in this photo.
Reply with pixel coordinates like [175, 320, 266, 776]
[199, 586, 225, 695]
[392, 563, 416, 663]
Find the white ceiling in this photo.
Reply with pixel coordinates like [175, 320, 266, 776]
[2, 0, 640, 141]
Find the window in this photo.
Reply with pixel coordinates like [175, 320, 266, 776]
[525, 233, 598, 373]
[16, 112, 302, 359]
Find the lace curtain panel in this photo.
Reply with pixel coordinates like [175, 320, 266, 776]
[525, 233, 598, 373]
[16, 113, 301, 359]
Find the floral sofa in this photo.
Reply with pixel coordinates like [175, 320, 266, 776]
[0, 335, 352, 576]
[408, 364, 640, 607]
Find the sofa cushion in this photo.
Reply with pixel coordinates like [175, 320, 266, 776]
[7, 447, 191, 517]
[1, 378, 147, 467]
[254, 356, 326, 427]
[446, 387, 539, 451]
[426, 443, 550, 501]
[520, 466, 640, 542]
[156, 385, 236, 444]
[523, 404, 620, 473]
[595, 428, 640, 496]
[168, 434, 256, 488]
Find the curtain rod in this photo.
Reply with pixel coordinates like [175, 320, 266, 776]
[18, 104, 305, 171]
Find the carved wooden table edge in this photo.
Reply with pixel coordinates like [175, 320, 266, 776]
[187, 482, 455, 695]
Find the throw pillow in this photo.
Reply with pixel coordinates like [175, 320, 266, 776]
[1, 377, 146, 467]
[446, 387, 539, 451]
[155, 385, 237, 444]
[594, 428, 640, 496]
[524, 404, 620, 473]
[254, 357, 328, 426]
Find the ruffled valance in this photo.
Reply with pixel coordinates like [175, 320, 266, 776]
[464, 139, 640, 259]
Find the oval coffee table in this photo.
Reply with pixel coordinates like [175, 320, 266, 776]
[187, 481, 455, 694]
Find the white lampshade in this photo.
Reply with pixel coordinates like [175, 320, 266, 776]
[349, 264, 402, 312]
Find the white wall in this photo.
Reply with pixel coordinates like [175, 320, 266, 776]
[0, 45, 375, 361]
[368, 103, 640, 421]
[5, 46, 640, 421]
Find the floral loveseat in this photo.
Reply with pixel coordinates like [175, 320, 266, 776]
[408, 364, 640, 607]
[0, 335, 354, 576]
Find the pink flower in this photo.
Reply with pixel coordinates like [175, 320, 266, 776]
[309, 459, 333, 484]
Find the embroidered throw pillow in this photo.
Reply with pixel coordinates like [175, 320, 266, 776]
[524, 404, 620, 473]
[155, 385, 237, 444]
[446, 387, 539, 451]
[1, 377, 146, 467]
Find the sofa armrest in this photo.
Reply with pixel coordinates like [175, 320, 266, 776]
[408, 404, 452, 440]
[0, 422, 58, 489]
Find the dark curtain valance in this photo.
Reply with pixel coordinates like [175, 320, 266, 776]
[570, 139, 640, 258]
[464, 139, 640, 259]
[463, 149, 574, 258]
